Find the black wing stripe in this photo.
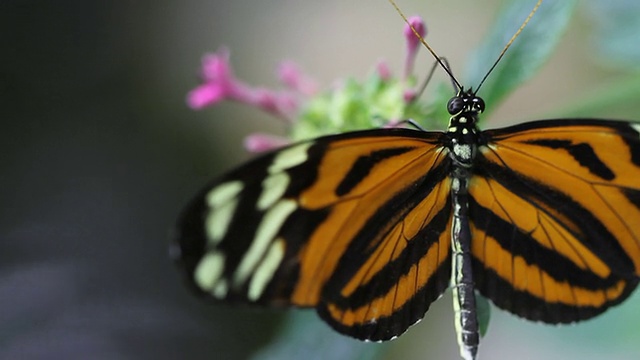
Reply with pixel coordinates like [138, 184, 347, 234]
[469, 196, 620, 290]
[325, 155, 451, 301]
[472, 257, 639, 324]
[317, 253, 452, 341]
[336, 147, 418, 196]
[477, 143, 637, 275]
[311, 147, 452, 341]
[624, 188, 640, 211]
[522, 139, 614, 180]
[330, 191, 451, 309]
[282, 134, 448, 307]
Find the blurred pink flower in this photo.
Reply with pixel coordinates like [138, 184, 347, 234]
[243, 133, 291, 152]
[186, 48, 248, 109]
[376, 60, 392, 80]
[187, 16, 431, 153]
[278, 60, 318, 96]
[403, 16, 426, 79]
[187, 48, 304, 124]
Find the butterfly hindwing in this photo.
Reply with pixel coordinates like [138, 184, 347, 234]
[469, 119, 640, 323]
[175, 128, 454, 340]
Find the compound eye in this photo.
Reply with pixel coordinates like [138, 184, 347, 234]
[447, 97, 464, 115]
[472, 97, 485, 113]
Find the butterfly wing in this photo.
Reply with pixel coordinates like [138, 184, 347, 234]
[174, 128, 453, 340]
[469, 119, 640, 323]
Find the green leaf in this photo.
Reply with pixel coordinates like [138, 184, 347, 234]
[586, 0, 640, 69]
[552, 74, 640, 118]
[465, 0, 578, 113]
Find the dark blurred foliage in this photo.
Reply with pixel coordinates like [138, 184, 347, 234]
[0, 1, 283, 358]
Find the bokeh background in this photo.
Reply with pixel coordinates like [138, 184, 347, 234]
[2, 0, 640, 359]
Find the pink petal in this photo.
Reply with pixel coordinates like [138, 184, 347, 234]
[278, 61, 300, 85]
[252, 89, 280, 114]
[403, 16, 427, 78]
[201, 48, 232, 81]
[403, 16, 426, 50]
[243, 133, 290, 153]
[277, 60, 318, 95]
[274, 92, 299, 115]
[186, 84, 226, 109]
[250, 89, 298, 122]
[403, 88, 417, 103]
[376, 59, 392, 80]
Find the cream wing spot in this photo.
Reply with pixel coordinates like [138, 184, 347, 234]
[256, 143, 308, 211]
[268, 143, 312, 173]
[257, 172, 290, 210]
[233, 199, 297, 286]
[204, 181, 244, 244]
[248, 238, 286, 301]
[206, 198, 239, 244]
[206, 181, 243, 207]
[194, 252, 225, 292]
[213, 279, 229, 298]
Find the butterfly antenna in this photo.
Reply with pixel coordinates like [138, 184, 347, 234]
[388, 0, 463, 92]
[474, 0, 543, 94]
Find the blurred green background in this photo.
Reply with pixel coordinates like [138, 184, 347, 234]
[2, 0, 639, 359]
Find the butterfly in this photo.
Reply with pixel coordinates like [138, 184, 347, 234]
[173, 1, 640, 359]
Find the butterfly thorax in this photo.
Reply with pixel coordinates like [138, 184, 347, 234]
[446, 89, 485, 169]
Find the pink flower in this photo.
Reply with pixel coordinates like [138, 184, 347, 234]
[243, 133, 291, 152]
[403, 88, 417, 103]
[186, 48, 301, 123]
[278, 61, 318, 96]
[186, 48, 247, 109]
[403, 16, 427, 79]
[376, 60, 392, 80]
[250, 89, 298, 122]
[186, 17, 433, 154]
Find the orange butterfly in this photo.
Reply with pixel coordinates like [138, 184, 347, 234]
[173, 1, 640, 359]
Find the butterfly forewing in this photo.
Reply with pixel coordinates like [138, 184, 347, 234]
[469, 119, 640, 323]
[175, 128, 454, 340]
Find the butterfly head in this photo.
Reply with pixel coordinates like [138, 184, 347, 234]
[447, 88, 485, 117]
[446, 88, 484, 134]
[445, 88, 484, 167]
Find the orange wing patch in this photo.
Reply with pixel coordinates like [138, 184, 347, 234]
[469, 177, 627, 305]
[290, 135, 449, 307]
[484, 124, 640, 274]
[470, 121, 640, 323]
[318, 192, 452, 340]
